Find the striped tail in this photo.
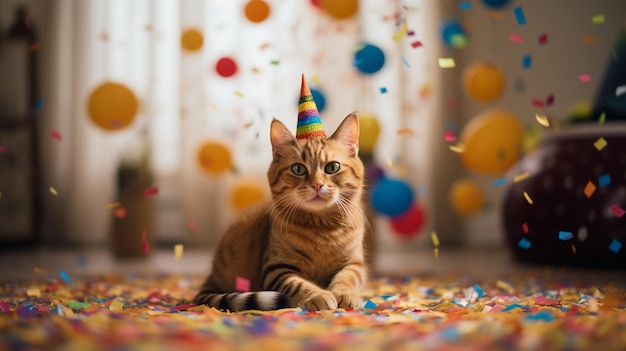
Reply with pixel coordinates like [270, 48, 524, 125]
[193, 291, 292, 312]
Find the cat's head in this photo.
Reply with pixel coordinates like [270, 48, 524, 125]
[268, 113, 364, 213]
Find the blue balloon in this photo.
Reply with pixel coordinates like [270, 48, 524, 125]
[481, 0, 511, 9]
[310, 88, 326, 113]
[371, 177, 414, 217]
[441, 20, 468, 49]
[354, 44, 385, 75]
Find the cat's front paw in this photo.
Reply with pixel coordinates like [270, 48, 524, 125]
[301, 291, 338, 311]
[332, 289, 362, 309]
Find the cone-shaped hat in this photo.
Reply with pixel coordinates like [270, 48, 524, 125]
[296, 74, 326, 140]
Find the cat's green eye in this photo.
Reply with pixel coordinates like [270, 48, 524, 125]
[324, 161, 341, 174]
[291, 163, 307, 176]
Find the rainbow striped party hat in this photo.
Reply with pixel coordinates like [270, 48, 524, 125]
[296, 74, 326, 140]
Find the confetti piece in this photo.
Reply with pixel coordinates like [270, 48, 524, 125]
[513, 172, 530, 183]
[610, 205, 625, 218]
[493, 178, 507, 187]
[68, 301, 91, 310]
[546, 94, 555, 106]
[27, 288, 41, 298]
[142, 230, 149, 254]
[538, 33, 548, 45]
[364, 300, 377, 309]
[392, 21, 408, 41]
[174, 244, 184, 260]
[509, 34, 524, 43]
[401, 57, 411, 68]
[114, 207, 127, 219]
[578, 74, 591, 83]
[598, 111, 606, 124]
[582, 35, 596, 44]
[598, 174, 611, 187]
[51, 129, 62, 141]
[110, 299, 125, 312]
[616, 85, 626, 96]
[584, 181, 596, 198]
[593, 137, 607, 151]
[558, 231, 573, 241]
[187, 220, 198, 231]
[518, 238, 532, 250]
[473, 284, 484, 298]
[522, 55, 532, 69]
[396, 128, 414, 135]
[609, 239, 622, 253]
[60, 270, 73, 283]
[513, 6, 526, 25]
[443, 130, 456, 143]
[531, 99, 545, 108]
[430, 231, 440, 247]
[496, 280, 514, 293]
[270, 60, 280, 65]
[144, 187, 159, 198]
[449, 145, 464, 153]
[209, 103, 218, 111]
[458, 2, 471, 10]
[50, 186, 58, 196]
[523, 191, 533, 204]
[410, 41, 423, 48]
[535, 114, 550, 127]
[0, 145, 5, 153]
[235, 276, 251, 292]
[522, 222, 529, 234]
[234, 91, 244, 97]
[592, 14, 605, 24]
[438, 58, 455, 68]
[35, 97, 44, 110]
[106, 202, 121, 210]
[380, 87, 388, 94]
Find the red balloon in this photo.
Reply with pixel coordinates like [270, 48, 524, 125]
[215, 57, 238, 78]
[390, 202, 426, 239]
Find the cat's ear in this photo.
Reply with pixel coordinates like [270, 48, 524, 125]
[330, 113, 359, 156]
[270, 118, 298, 158]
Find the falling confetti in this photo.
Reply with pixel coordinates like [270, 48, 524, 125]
[396, 128, 414, 135]
[458, 2, 471, 10]
[535, 114, 550, 127]
[513, 172, 530, 183]
[509, 34, 524, 43]
[523, 191, 533, 205]
[236, 276, 251, 292]
[174, 244, 184, 260]
[598, 174, 611, 187]
[558, 231, 573, 241]
[522, 55, 532, 69]
[51, 130, 62, 141]
[610, 205, 625, 218]
[584, 182, 596, 198]
[50, 186, 59, 196]
[430, 231, 440, 259]
[401, 57, 411, 68]
[513, 6, 526, 25]
[141, 230, 149, 254]
[410, 41, 423, 48]
[582, 35, 596, 44]
[444, 130, 457, 142]
[144, 187, 159, 198]
[493, 178, 507, 187]
[518, 238, 532, 250]
[438, 58, 455, 68]
[538, 33, 548, 45]
[609, 239, 622, 253]
[380, 87, 388, 94]
[578, 74, 592, 83]
[616, 85, 626, 96]
[448, 145, 464, 153]
[593, 137, 607, 151]
[114, 207, 127, 219]
[392, 21, 408, 41]
[592, 14, 605, 24]
[598, 112, 606, 124]
[187, 221, 199, 231]
[60, 270, 73, 284]
[522, 222, 529, 234]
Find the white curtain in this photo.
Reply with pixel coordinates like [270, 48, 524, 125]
[40, 0, 443, 249]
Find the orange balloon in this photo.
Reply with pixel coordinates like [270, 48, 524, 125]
[462, 61, 505, 103]
[449, 179, 485, 216]
[460, 109, 523, 175]
[88, 82, 139, 131]
[230, 179, 267, 210]
[244, 0, 271, 23]
[321, 0, 358, 19]
[181, 28, 204, 51]
[197, 141, 232, 175]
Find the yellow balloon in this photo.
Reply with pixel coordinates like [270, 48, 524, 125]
[462, 61, 505, 103]
[181, 28, 204, 52]
[358, 114, 381, 154]
[321, 0, 359, 19]
[197, 141, 232, 175]
[460, 109, 523, 175]
[230, 179, 267, 210]
[449, 178, 485, 216]
[88, 82, 139, 131]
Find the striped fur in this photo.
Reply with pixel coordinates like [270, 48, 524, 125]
[194, 114, 368, 312]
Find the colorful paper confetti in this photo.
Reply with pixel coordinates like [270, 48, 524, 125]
[609, 239, 622, 253]
[493, 178, 507, 187]
[60, 270, 73, 284]
[584, 181, 596, 198]
[444, 130, 456, 143]
[392, 21, 408, 41]
[513, 6, 526, 25]
[535, 114, 550, 127]
[380, 87, 388, 94]
[438, 58, 456, 68]
[522, 222, 529, 234]
[522, 55, 532, 69]
[610, 205, 625, 218]
[558, 231, 573, 241]
[513, 172, 530, 183]
[509, 34, 524, 43]
[401, 57, 411, 68]
[174, 244, 184, 260]
[109, 298, 125, 312]
[448, 145, 464, 153]
[538, 33, 548, 45]
[49, 186, 58, 196]
[598, 174, 611, 187]
[410, 41, 423, 48]
[458, 2, 472, 10]
[144, 187, 159, 198]
[51, 129, 62, 141]
[578, 74, 592, 83]
[594, 137, 607, 151]
[235, 276, 251, 292]
[523, 191, 533, 205]
[518, 238, 532, 250]
[592, 14, 605, 24]
[616, 85, 626, 96]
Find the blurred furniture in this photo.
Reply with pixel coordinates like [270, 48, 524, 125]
[0, 6, 41, 247]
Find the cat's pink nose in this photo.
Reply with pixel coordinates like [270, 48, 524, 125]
[312, 183, 323, 192]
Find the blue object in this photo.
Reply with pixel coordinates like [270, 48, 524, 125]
[473, 284, 485, 298]
[441, 20, 468, 49]
[371, 177, 414, 217]
[558, 231, 573, 241]
[609, 239, 622, 253]
[481, 0, 511, 9]
[458, 2, 472, 10]
[513, 6, 526, 25]
[598, 174, 611, 187]
[354, 44, 385, 75]
[525, 311, 555, 322]
[364, 299, 377, 309]
[522, 55, 532, 69]
[310, 88, 326, 113]
[60, 270, 73, 284]
[518, 238, 532, 250]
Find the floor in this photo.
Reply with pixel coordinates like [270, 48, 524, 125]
[1, 245, 623, 284]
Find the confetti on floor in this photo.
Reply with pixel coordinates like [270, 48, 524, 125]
[1, 272, 624, 350]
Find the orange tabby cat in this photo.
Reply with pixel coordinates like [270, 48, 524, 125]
[193, 113, 368, 312]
